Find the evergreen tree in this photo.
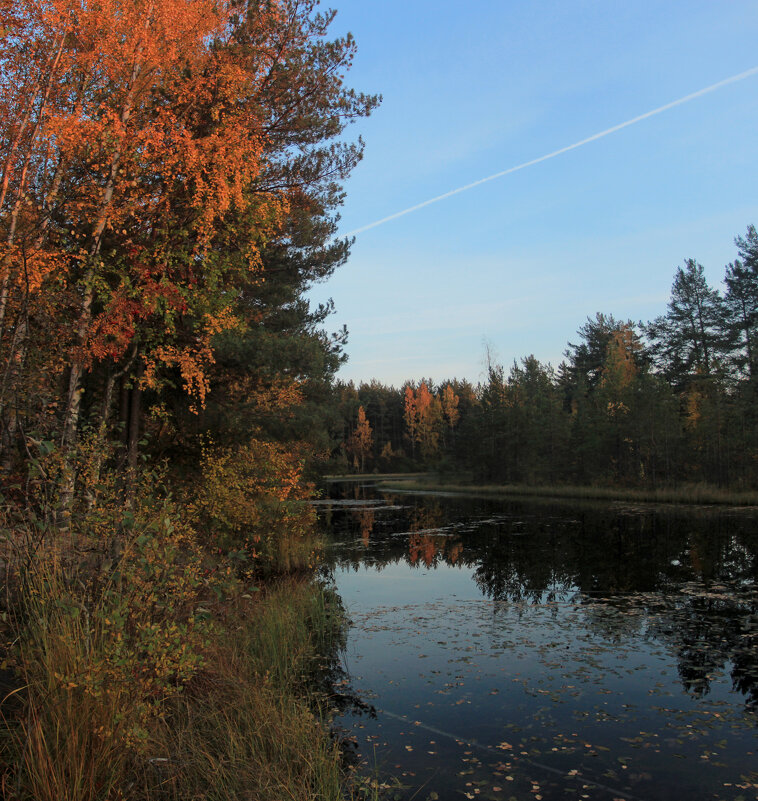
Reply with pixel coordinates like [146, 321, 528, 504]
[564, 313, 640, 392]
[506, 356, 568, 483]
[723, 225, 758, 379]
[644, 260, 725, 389]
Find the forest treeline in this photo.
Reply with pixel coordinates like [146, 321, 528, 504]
[2, 0, 756, 792]
[335, 227, 758, 489]
[0, 1, 376, 798]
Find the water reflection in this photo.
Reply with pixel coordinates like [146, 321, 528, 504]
[337, 487, 758, 708]
[319, 482, 758, 800]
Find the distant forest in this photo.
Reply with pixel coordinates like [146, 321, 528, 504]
[334, 225, 758, 489]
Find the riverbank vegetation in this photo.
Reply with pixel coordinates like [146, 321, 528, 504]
[0, 0, 377, 797]
[334, 228, 758, 497]
[376, 476, 758, 507]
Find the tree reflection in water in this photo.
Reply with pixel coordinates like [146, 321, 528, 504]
[322, 485, 758, 710]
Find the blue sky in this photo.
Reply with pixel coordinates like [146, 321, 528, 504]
[308, 0, 758, 387]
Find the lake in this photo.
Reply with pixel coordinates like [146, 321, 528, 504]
[316, 480, 758, 801]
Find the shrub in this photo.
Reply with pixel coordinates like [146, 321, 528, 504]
[190, 438, 319, 574]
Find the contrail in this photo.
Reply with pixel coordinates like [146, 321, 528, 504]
[345, 66, 758, 237]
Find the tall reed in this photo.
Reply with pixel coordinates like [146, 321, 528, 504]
[381, 478, 758, 506]
[149, 581, 349, 801]
[3, 559, 139, 801]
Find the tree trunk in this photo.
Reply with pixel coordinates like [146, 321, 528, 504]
[61, 62, 143, 451]
[0, 31, 67, 336]
[126, 362, 144, 506]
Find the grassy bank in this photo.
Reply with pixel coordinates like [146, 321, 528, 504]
[0, 443, 366, 801]
[1, 562, 355, 801]
[323, 471, 430, 482]
[147, 580, 349, 801]
[377, 476, 758, 507]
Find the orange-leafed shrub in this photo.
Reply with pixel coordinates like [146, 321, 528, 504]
[190, 438, 318, 575]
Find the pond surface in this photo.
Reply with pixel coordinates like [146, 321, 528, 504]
[316, 481, 758, 801]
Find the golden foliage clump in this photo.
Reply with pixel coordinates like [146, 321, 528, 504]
[190, 438, 318, 575]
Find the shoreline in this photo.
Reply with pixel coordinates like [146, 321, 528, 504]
[369, 476, 758, 508]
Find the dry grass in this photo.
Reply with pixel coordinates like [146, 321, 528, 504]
[149, 581, 347, 801]
[378, 477, 758, 507]
[1, 561, 140, 801]
[1, 566, 358, 801]
[323, 472, 430, 482]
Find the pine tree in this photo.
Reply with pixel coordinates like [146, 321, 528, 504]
[644, 260, 724, 389]
[723, 225, 758, 378]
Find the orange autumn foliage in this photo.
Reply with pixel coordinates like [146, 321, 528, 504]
[441, 383, 460, 429]
[403, 382, 443, 458]
[601, 326, 641, 394]
[347, 405, 373, 472]
[2, 0, 372, 454]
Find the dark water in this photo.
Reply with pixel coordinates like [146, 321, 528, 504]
[316, 481, 758, 801]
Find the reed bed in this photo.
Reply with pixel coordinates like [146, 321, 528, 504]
[0, 549, 360, 801]
[379, 477, 758, 506]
